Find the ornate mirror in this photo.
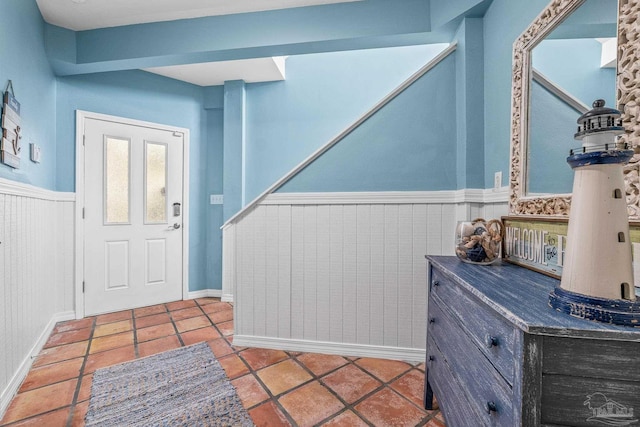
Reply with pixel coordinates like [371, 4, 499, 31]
[509, 0, 640, 218]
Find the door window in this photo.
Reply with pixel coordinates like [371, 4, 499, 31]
[104, 136, 131, 224]
[145, 141, 168, 224]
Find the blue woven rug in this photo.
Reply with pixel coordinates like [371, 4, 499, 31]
[85, 342, 254, 426]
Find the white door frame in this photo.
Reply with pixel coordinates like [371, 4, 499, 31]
[74, 110, 190, 319]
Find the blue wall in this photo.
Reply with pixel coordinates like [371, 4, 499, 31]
[528, 80, 578, 195]
[533, 38, 616, 108]
[205, 109, 224, 292]
[0, 0, 57, 189]
[245, 44, 449, 200]
[455, 18, 485, 189]
[278, 54, 457, 192]
[482, 0, 550, 188]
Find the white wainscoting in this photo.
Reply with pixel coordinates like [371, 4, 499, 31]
[0, 178, 75, 417]
[224, 190, 508, 361]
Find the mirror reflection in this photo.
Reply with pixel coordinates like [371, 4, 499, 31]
[526, 0, 617, 195]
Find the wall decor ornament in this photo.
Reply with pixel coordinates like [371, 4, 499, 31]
[508, 0, 640, 218]
[1, 80, 21, 169]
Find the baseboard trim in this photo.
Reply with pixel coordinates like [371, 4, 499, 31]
[187, 289, 222, 300]
[221, 293, 234, 303]
[0, 310, 76, 418]
[233, 335, 425, 362]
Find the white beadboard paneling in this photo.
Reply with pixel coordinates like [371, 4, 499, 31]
[0, 194, 6, 391]
[237, 215, 254, 335]
[0, 184, 75, 418]
[412, 204, 428, 347]
[369, 205, 385, 346]
[252, 207, 267, 337]
[356, 205, 371, 345]
[469, 202, 483, 221]
[397, 204, 414, 348]
[329, 205, 344, 343]
[222, 225, 235, 302]
[223, 190, 509, 356]
[290, 206, 305, 340]
[63, 202, 75, 311]
[482, 201, 509, 220]
[441, 203, 457, 255]
[383, 204, 399, 348]
[264, 205, 280, 338]
[316, 205, 331, 342]
[303, 206, 317, 340]
[277, 205, 291, 339]
[426, 204, 443, 255]
[342, 205, 358, 344]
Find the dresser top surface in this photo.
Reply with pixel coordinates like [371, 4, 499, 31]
[427, 256, 640, 341]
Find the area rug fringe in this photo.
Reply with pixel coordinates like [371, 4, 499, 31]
[85, 342, 254, 426]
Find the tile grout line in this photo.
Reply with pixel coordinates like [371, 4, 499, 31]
[65, 316, 97, 427]
[131, 309, 140, 359]
[166, 303, 187, 347]
[233, 350, 302, 427]
[287, 355, 371, 426]
[349, 362, 442, 416]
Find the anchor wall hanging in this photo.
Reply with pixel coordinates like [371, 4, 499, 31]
[1, 80, 21, 169]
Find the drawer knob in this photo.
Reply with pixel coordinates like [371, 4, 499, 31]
[486, 401, 498, 414]
[429, 317, 435, 324]
[428, 355, 435, 361]
[485, 335, 499, 348]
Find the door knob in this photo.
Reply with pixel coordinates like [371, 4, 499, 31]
[168, 223, 181, 230]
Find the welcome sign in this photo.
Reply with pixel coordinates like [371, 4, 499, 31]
[503, 216, 640, 292]
[502, 217, 568, 278]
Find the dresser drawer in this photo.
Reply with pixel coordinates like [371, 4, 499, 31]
[428, 299, 514, 426]
[541, 336, 640, 426]
[426, 337, 485, 427]
[430, 268, 517, 384]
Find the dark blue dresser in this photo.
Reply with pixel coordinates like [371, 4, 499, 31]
[424, 256, 640, 427]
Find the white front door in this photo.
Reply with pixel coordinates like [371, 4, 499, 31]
[83, 118, 184, 315]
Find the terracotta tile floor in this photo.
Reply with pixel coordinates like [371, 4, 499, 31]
[0, 298, 445, 426]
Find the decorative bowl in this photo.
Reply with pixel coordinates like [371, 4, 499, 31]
[455, 218, 503, 265]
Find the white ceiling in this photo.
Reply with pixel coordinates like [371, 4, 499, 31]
[36, 0, 360, 86]
[144, 57, 288, 87]
[36, 0, 361, 31]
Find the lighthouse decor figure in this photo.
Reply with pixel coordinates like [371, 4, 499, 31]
[549, 99, 640, 326]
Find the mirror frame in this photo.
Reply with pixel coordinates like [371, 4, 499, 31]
[509, 0, 640, 217]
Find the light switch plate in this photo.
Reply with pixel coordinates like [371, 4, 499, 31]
[210, 194, 224, 205]
[30, 143, 41, 163]
[494, 171, 502, 190]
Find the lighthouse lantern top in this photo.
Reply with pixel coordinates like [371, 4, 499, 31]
[574, 99, 624, 142]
